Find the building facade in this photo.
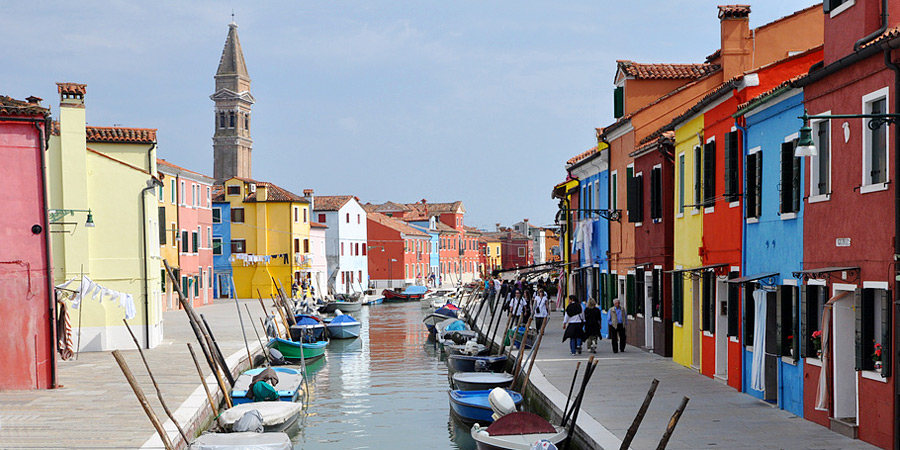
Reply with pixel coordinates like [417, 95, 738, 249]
[310, 193, 369, 295]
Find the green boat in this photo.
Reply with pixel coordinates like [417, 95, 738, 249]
[267, 338, 327, 362]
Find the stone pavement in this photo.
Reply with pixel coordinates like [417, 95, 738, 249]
[474, 304, 879, 450]
[0, 299, 263, 450]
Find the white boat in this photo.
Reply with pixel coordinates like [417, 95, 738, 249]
[219, 402, 302, 432]
[470, 411, 567, 450]
[190, 431, 292, 450]
[359, 289, 382, 306]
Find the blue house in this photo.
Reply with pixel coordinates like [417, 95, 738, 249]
[408, 217, 440, 285]
[736, 86, 805, 416]
[212, 191, 233, 298]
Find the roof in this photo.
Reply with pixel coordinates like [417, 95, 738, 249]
[56, 82, 86, 96]
[310, 222, 327, 229]
[861, 23, 900, 49]
[617, 60, 720, 80]
[86, 126, 157, 144]
[734, 75, 805, 116]
[402, 201, 464, 220]
[211, 185, 225, 202]
[245, 182, 307, 203]
[566, 146, 597, 165]
[313, 195, 354, 211]
[463, 225, 482, 235]
[374, 201, 409, 212]
[217, 23, 249, 78]
[631, 131, 675, 158]
[434, 222, 459, 234]
[0, 95, 49, 117]
[717, 5, 751, 19]
[639, 75, 743, 145]
[367, 212, 430, 237]
[157, 159, 214, 183]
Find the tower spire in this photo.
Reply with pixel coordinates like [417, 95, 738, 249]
[211, 21, 255, 183]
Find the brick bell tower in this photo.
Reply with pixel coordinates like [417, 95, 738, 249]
[211, 21, 254, 183]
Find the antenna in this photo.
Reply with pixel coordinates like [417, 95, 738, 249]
[231, 9, 235, 23]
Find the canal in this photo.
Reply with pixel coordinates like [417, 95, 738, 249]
[289, 301, 475, 449]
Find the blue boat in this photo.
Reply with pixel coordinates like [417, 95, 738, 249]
[325, 314, 361, 339]
[231, 367, 304, 405]
[448, 389, 523, 423]
[447, 354, 507, 373]
[290, 315, 326, 341]
[362, 297, 383, 305]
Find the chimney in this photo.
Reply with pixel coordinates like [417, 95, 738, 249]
[495, 223, 501, 232]
[421, 198, 428, 216]
[718, 5, 752, 80]
[303, 189, 315, 211]
[26, 96, 43, 106]
[256, 183, 267, 201]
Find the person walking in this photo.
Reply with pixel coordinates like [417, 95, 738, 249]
[608, 298, 627, 353]
[562, 295, 585, 355]
[510, 290, 526, 322]
[532, 288, 549, 331]
[583, 299, 602, 353]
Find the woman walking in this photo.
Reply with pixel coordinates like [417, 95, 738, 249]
[562, 295, 585, 355]
[533, 288, 549, 331]
[583, 299, 602, 353]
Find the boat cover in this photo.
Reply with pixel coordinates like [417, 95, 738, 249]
[446, 320, 467, 332]
[486, 411, 557, 436]
[433, 306, 459, 318]
[329, 314, 359, 325]
[231, 409, 263, 433]
[190, 431, 292, 450]
[220, 402, 303, 429]
[402, 285, 428, 294]
[294, 316, 322, 327]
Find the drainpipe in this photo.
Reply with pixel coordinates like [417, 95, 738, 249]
[881, 39, 900, 450]
[140, 144, 160, 349]
[854, 0, 888, 51]
[734, 119, 748, 278]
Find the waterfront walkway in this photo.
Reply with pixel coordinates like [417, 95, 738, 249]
[0, 299, 262, 449]
[501, 308, 880, 450]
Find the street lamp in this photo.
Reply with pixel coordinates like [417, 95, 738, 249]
[796, 109, 900, 157]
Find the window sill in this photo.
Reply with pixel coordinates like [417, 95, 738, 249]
[703, 331, 714, 337]
[635, 314, 644, 319]
[676, 213, 684, 219]
[674, 322, 682, 328]
[781, 356, 797, 365]
[746, 345, 754, 352]
[704, 207, 715, 214]
[653, 316, 662, 322]
[653, 218, 662, 224]
[808, 194, 831, 204]
[830, 0, 854, 18]
[806, 357, 822, 367]
[860, 182, 889, 194]
[635, 222, 643, 228]
[746, 217, 759, 224]
[729, 336, 739, 343]
[781, 212, 797, 220]
[861, 369, 888, 382]
[627, 315, 635, 320]
[691, 209, 701, 216]
[729, 201, 740, 209]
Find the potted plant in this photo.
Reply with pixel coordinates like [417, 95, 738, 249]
[812, 330, 822, 358]
[873, 343, 883, 371]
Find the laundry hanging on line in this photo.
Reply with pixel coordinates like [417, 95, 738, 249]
[230, 253, 291, 266]
[55, 276, 137, 320]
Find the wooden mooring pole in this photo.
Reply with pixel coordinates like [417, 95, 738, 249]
[655, 396, 690, 450]
[619, 379, 660, 450]
[112, 350, 174, 450]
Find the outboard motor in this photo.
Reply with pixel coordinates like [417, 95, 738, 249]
[268, 348, 288, 366]
[488, 387, 518, 421]
[474, 359, 489, 372]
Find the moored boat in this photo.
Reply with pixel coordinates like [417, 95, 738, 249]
[448, 389, 522, 424]
[231, 366, 304, 405]
[383, 285, 428, 302]
[451, 372, 513, 391]
[190, 431, 292, 450]
[334, 299, 362, 312]
[470, 411, 567, 450]
[290, 315, 326, 341]
[447, 354, 507, 373]
[219, 402, 302, 432]
[424, 304, 461, 333]
[267, 338, 327, 362]
[325, 313, 361, 339]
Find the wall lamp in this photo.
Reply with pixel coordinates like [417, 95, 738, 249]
[796, 109, 900, 157]
[48, 209, 95, 227]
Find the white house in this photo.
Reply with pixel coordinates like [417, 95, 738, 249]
[307, 192, 369, 295]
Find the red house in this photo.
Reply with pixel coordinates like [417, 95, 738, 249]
[367, 212, 430, 289]
[794, 1, 900, 446]
[0, 94, 55, 389]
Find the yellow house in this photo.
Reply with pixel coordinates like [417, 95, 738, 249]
[671, 115, 705, 368]
[47, 82, 163, 351]
[480, 234, 503, 275]
[158, 162, 180, 309]
[223, 177, 311, 298]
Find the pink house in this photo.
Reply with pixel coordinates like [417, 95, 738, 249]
[158, 159, 215, 308]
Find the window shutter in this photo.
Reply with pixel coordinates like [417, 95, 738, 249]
[158, 207, 167, 245]
[780, 142, 794, 214]
[792, 153, 801, 213]
[626, 274, 635, 315]
[701, 271, 711, 332]
[636, 174, 644, 222]
[882, 289, 892, 377]
[614, 86, 624, 118]
[800, 285, 808, 357]
[727, 272, 739, 337]
[192, 232, 198, 253]
[635, 268, 645, 315]
[792, 287, 800, 360]
[627, 172, 637, 222]
[673, 274, 683, 323]
[745, 154, 756, 217]
[600, 273, 607, 310]
[652, 268, 661, 318]
[649, 170, 657, 220]
[855, 288, 863, 371]
[744, 284, 755, 345]
[703, 141, 716, 206]
[754, 153, 762, 217]
[724, 135, 732, 199]
[694, 147, 702, 207]
[728, 131, 740, 202]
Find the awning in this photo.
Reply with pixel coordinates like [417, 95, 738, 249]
[726, 272, 779, 284]
[664, 262, 728, 274]
[791, 266, 860, 282]
[627, 262, 653, 269]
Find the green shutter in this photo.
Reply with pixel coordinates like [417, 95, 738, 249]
[158, 207, 167, 245]
[727, 272, 739, 337]
[635, 269, 645, 315]
[882, 289, 892, 377]
[192, 232, 198, 253]
[694, 147, 702, 208]
[626, 274, 635, 315]
[703, 141, 716, 207]
[160, 269, 166, 293]
[613, 86, 624, 118]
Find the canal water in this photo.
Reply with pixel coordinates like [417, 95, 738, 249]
[289, 301, 476, 449]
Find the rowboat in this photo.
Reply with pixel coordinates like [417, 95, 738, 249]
[290, 315, 326, 341]
[444, 341, 489, 356]
[447, 354, 507, 373]
[383, 285, 428, 302]
[448, 389, 522, 424]
[470, 411, 567, 450]
[359, 289, 382, 305]
[424, 304, 461, 333]
[267, 338, 327, 362]
[231, 366, 304, 405]
[334, 299, 362, 312]
[219, 402, 302, 432]
[325, 313, 361, 339]
[451, 372, 514, 391]
[190, 431, 292, 450]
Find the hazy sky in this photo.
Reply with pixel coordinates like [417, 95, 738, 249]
[1, 1, 819, 230]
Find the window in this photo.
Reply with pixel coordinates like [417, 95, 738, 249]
[192, 231, 198, 253]
[346, 213, 350, 223]
[182, 276, 189, 299]
[650, 166, 662, 221]
[194, 276, 199, 298]
[701, 271, 714, 333]
[651, 268, 661, 318]
[693, 146, 702, 210]
[745, 149, 762, 219]
[232, 208, 245, 223]
[294, 238, 300, 253]
[180, 181, 186, 205]
[857, 287, 892, 375]
[341, 242, 345, 256]
[626, 167, 643, 223]
[161, 269, 166, 293]
[227, 185, 240, 196]
[358, 270, 362, 283]
[777, 285, 799, 359]
[158, 184, 163, 198]
[198, 268, 203, 289]
[625, 273, 635, 316]
[361, 245, 366, 256]
[727, 272, 740, 337]
[518, 247, 526, 257]
[206, 227, 211, 249]
[206, 186, 210, 206]
[231, 239, 246, 254]
[303, 208, 307, 223]
[218, 112, 226, 129]
[703, 140, 716, 208]
[635, 268, 645, 315]
[212, 208, 222, 224]
[171, 222, 177, 247]
[801, 284, 826, 357]
[355, 243, 360, 256]
[171, 179, 176, 204]
[486, 247, 491, 256]
[863, 89, 889, 189]
[212, 237, 223, 255]
[318, 213, 326, 223]
[357, 214, 360, 224]
[613, 85, 624, 118]
[810, 119, 831, 198]
[823, 0, 854, 15]
[294, 207, 299, 223]
[723, 131, 740, 203]
[303, 239, 309, 253]
[611, 171, 618, 210]
[678, 153, 685, 215]
[181, 231, 189, 253]
[229, 111, 235, 128]
[780, 140, 801, 215]
[158, 207, 167, 245]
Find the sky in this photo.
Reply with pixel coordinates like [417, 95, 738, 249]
[1, 1, 819, 230]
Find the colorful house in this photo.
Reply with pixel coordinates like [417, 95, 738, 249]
[157, 159, 215, 308]
[308, 221, 328, 296]
[551, 178, 579, 300]
[309, 193, 369, 295]
[366, 212, 431, 288]
[0, 94, 55, 389]
[211, 186, 232, 298]
[221, 177, 310, 299]
[407, 216, 442, 285]
[47, 82, 163, 351]
[792, 1, 900, 445]
[479, 232, 503, 276]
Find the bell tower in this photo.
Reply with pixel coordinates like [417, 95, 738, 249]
[211, 21, 254, 183]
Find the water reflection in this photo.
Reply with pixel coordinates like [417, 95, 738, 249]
[290, 303, 473, 449]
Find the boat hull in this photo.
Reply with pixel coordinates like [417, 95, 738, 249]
[451, 372, 513, 391]
[470, 425, 567, 450]
[231, 367, 304, 405]
[447, 354, 507, 373]
[383, 289, 425, 302]
[333, 301, 362, 312]
[220, 402, 302, 433]
[448, 389, 522, 424]
[325, 322, 361, 339]
[267, 338, 327, 362]
[190, 431, 292, 450]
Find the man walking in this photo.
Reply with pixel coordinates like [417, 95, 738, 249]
[608, 299, 627, 353]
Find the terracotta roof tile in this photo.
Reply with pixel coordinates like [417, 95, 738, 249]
[463, 225, 481, 235]
[211, 185, 225, 202]
[631, 131, 675, 158]
[617, 60, 720, 80]
[310, 222, 328, 229]
[735, 74, 806, 114]
[243, 182, 307, 203]
[313, 195, 354, 211]
[368, 212, 430, 237]
[56, 82, 86, 96]
[157, 158, 214, 182]
[566, 146, 597, 166]
[434, 222, 459, 234]
[0, 95, 50, 117]
[718, 5, 751, 19]
[86, 126, 157, 144]
[861, 23, 900, 49]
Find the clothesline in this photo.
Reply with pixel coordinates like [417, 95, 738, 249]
[55, 276, 136, 319]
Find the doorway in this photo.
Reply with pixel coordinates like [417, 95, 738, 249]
[644, 271, 654, 350]
[692, 277, 701, 369]
[832, 290, 857, 422]
[715, 278, 728, 378]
